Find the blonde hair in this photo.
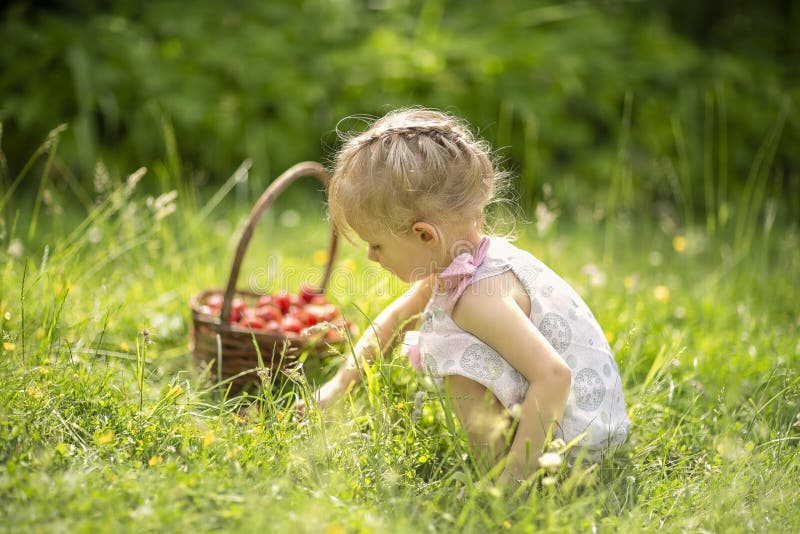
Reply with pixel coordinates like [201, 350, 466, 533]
[328, 108, 509, 243]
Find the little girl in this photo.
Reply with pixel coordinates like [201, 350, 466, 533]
[304, 108, 629, 483]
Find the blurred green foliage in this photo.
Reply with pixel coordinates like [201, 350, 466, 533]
[1, 0, 798, 215]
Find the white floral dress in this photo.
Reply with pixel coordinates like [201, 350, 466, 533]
[414, 236, 630, 458]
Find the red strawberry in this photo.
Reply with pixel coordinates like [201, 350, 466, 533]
[273, 292, 291, 314]
[199, 305, 217, 316]
[281, 315, 303, 334]
[299, 285, 319, 303]
[305, 304, 337, 323]
[239, 316, 266, 330]
[302, 310, 319, 327]
[229, 297, 246, 323]
[325, 329, 343, 343]
[256, 304, 282, 322]
[257, 295, 273, 307]
[204, 294, 223, 309]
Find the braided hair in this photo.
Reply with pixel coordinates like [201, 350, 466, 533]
[329, 108, 507, 243]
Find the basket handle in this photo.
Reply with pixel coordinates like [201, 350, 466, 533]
[220, 161, 337, 325]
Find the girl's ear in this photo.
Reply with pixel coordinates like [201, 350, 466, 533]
[411, 221, 439, 246]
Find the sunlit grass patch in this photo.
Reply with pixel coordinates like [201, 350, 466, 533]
[1, 152, 798, 532]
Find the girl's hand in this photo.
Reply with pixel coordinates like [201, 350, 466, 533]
[294, 398, 309, 419]
[293, 372, 353, 417]
[294, 279, 433, 418]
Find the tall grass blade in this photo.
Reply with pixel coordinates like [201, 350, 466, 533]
[0, 122, 8, 184]
[671, 115, 693, 228]
[715, 84, 729, 228]
[604, 91, 633, 265]
[703, 91, 716, 234]
[734, 99, 788, 254]
[0, 124, 67, 215]
[27, 128, 62, 241]
[197, 159, 252, 223]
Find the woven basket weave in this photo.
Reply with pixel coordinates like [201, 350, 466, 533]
[189, 161, 341, 387]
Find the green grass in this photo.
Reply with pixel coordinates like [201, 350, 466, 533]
[1, 162, 799, 533]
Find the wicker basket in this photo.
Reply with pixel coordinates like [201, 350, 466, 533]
[189, 161, 342, 387]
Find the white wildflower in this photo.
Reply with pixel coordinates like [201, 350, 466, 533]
[7, 239, 24, 258]
[538, 452, 563, 472]
[535, 202, 558, 236]
[581, 263, 607, 287]
[541, 476, 557, 487]
[280, 209, 301, 228]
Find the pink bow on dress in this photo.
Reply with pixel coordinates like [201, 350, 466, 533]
[438, 237, 490, 311]
[402, 238, 490, 373]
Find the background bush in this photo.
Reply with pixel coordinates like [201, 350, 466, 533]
[1, 0, 798, 217]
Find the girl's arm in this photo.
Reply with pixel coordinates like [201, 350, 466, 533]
[301, 277, 433, 411]
[451, 275, 572, 482]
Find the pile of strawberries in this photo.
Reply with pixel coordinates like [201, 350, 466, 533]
[199, 286, 356, 343]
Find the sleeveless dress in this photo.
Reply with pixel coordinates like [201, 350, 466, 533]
[406, 236, 630, 459]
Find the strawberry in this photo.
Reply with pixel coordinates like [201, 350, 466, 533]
[204, 294, 224, 309]
[305, 304, 338, 322]
[273, 291, 291, 314]
[299, 284, 319, 303]
[229, 297, 246, 323]
[256, 304, 282, 322]
[302, 310, 319, 327]
[309, 295, 328, 305]
[239, 316, 266, 330]
[257, 294, 273, 307]
[281, 315, 304, 334]
[325, 329, 343, 343]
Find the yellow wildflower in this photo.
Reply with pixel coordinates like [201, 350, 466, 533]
[653, 285, 670, 302]
[3, 342, 15, 351]
[673, 235, 687, 253]
[326, 526, 345, 534]
[148, 455, 162, 466]
[203, 430, 215, 446]
[312, 249, 329, 265]
[27, 385, 42, 398]
[605, 331, 615, 343]
[342, 259, 357, 272]
[503, 520, 512, 529]
[97, 431, 114, 445]
[623, 275, 635, 290]
[120, 341, 130, 352]
[38, 367, 48, 375]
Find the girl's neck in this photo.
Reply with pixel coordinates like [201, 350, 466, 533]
[439, 221, 485, 263]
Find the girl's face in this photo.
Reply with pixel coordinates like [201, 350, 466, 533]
[355, 225, 442, 283]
